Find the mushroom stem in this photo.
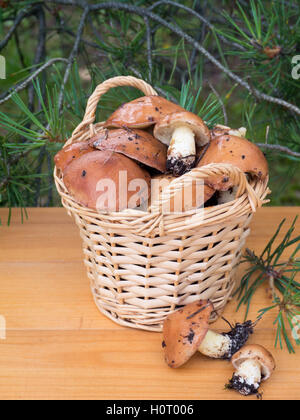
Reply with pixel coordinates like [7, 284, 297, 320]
[198, 320, 254, 360]
[166, 126, 196, 176]
[227, 359, 262, 396]
[198, 330, 231, 359]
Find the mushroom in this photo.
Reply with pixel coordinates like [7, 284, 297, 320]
[197, 319, 255, 359]
[162, 300, 255, 368]
[226, 344, 276, 397]
[151, 173, 215, 213]
[92, 128, 167, 173]
[104, 95, 185, 129]
[154, 112, 210, 176]
[162, 300, 213, 368]
[211, 124, 247, 139]
[197, 134, 268, 191]
[63, 150, 151, 212]
[54, 140, 94, 172]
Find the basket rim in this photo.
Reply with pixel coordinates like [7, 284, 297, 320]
[54, 162, 270, 237]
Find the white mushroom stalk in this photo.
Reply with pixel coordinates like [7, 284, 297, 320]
[230, 359, 262, 396]
[226, 344, 276, 397]
[154, 111, 210, 177]
[167, 126, 196, 175]
[198, 320, 255, 360]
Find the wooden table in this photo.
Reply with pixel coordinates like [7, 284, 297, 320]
[0, 207, 299, 400]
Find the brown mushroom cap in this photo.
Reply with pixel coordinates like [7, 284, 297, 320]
[63, 150, 151, 211]
[154, 111, 211, 147]
[54, 140, 94, 172]
[151, 174, 215, 213]
[92, 128, 167, 173]
[162, 300, 214, 368]
[104, 95, 185, 129]
[231, 344, 276, 381]
[197, 135, 269, 191]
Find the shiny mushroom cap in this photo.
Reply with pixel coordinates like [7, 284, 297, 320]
[104, 95, 185, 129]
[151, 174, 215, 213]
[63, 150, 151, 212]
[92, 128, 167, 173]
[231, 344, 276, 381]
[54, 140, 94, 172]
[154, 111, 211, 148]
[162, 300, 214, 368]
[197, 134, 269, 190]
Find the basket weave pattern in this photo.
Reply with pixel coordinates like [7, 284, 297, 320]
[54, 76, 270, 332]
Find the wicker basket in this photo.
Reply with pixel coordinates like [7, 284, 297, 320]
[54, 76, 270, 332]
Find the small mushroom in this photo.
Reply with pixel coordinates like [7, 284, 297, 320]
[54, 140, 94, 172]
[154, 112, 210, 176]
[92, 128, 167, 173]
[151, 173, 215, 213]
[162, 301, 255, 368]
[226, 344, 276, 397]
[104, 95, 185, 129]
[197, 134, 268, 191]
[162, 300, 213, 368]
[63, 150, 151, 212]
[211, 124, 247, 139]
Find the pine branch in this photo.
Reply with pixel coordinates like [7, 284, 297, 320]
[0, 58, 68, 105]
[44, 0, 300, 117]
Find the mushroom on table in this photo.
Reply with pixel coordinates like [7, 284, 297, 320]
[162, 300, 256, 367]
[226, 344, 276, 397]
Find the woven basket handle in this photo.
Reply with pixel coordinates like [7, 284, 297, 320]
[152, 163, 266, 215]
[70, 76, 157, 144]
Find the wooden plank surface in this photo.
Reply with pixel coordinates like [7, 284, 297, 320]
[0, 207, 299, 400]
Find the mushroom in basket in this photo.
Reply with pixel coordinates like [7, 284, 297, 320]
[104, 95, 210, 176]
[54, 140, 94, 172]
[150, 173, 215, 213]
[226, 344, 275, 397]
[154, 111, 210, 176]
[92, 127, 167, 174]
[197, 126, 269, 203]
[162, 300, 256, 368]
[55, 125, 171, 211]
[62, 150, 151, 212]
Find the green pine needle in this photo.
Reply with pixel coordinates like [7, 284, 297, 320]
[236, 217, 300, 352]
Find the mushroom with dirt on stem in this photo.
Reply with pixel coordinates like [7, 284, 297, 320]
[226, 344, 276, 397]
[154, 111, 211, 177]
[162, 300, 257, 368]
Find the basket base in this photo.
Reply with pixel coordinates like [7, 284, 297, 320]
[91, 282, 231, 332]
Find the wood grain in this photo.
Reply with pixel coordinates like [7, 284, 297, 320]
[0, 207, 299, 400]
